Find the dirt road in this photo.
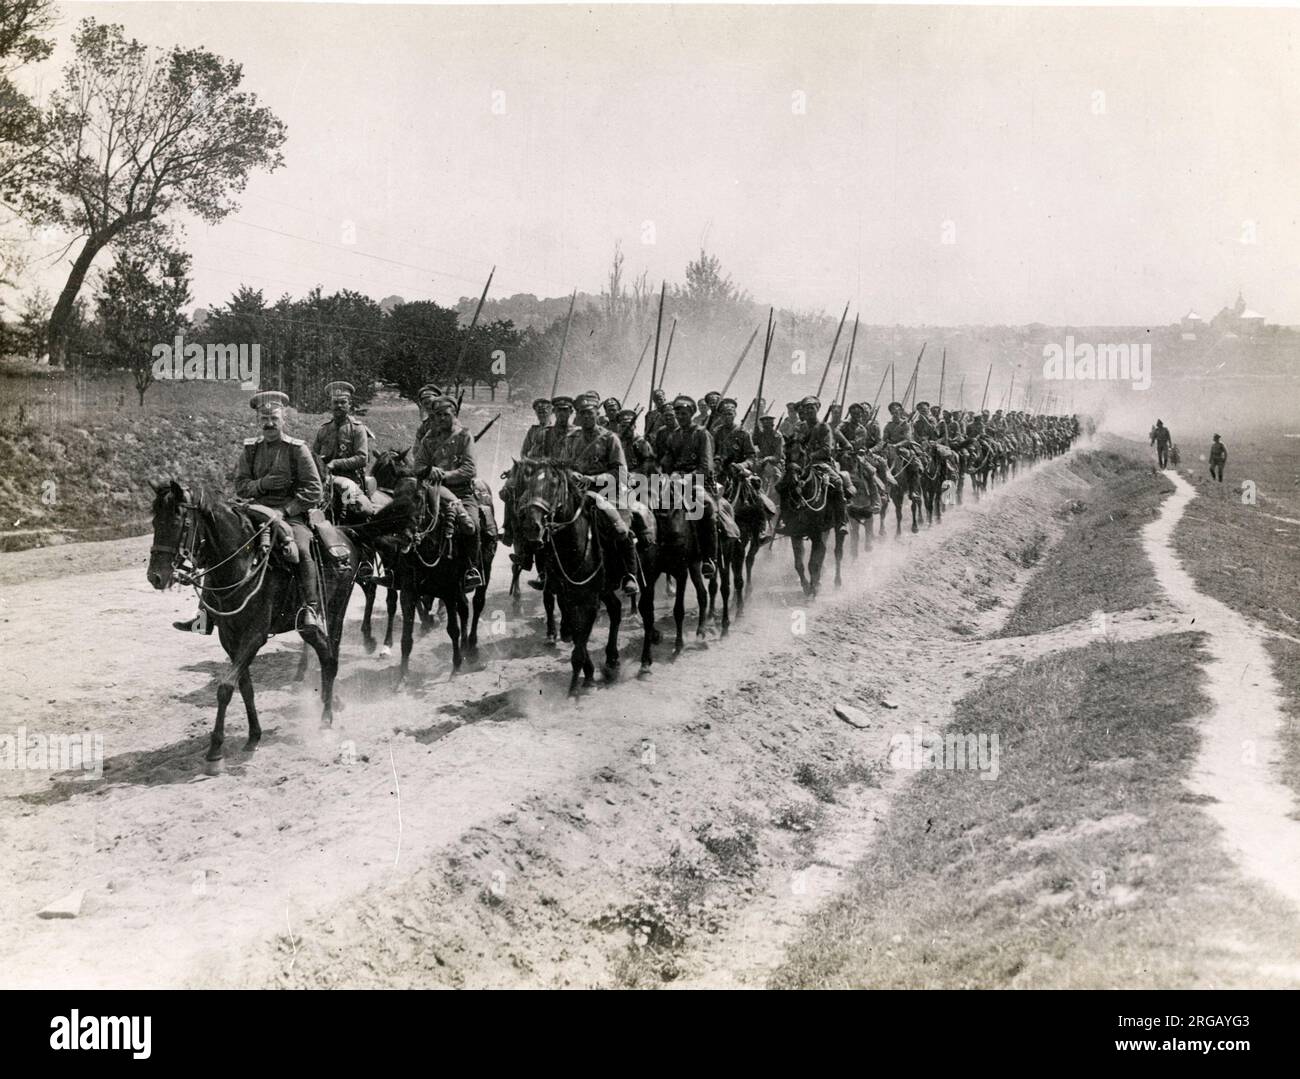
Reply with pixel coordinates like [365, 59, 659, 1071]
[0, 448, 1165, 988]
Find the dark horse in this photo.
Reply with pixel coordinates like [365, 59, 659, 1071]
[515, 459, 643, 690]
[147, 480, 359, 762]
[780, 465, 847, 597]
[370, 467, 496, 686]
[880, 451, 923, 536]
[726, 471, 774, 611]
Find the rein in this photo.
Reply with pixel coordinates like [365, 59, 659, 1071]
[526, 466, 603, 587]
[155, 499, 274, 619]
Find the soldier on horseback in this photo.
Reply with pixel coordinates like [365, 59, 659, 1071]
[543, 395, 576, 456]
[520, 396, 553, 458]
[235, 390, 326, 630]
[410, 394, 490, 592]
[659, 394, 720, 578]
[313, 381, 370, 488]
[558, 395, 641, 597]
[616, 406, 657, 477]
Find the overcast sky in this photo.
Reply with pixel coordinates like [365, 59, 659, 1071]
[14, 2, 1300, 325]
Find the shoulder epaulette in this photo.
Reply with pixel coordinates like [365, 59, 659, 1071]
[283, 436, 305, 447]
[243, 436, 260, 446]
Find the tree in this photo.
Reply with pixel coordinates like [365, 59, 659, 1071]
[95, 235, 192, 405]
[379, 300, 463, 401]
[29, 19, 287, 366]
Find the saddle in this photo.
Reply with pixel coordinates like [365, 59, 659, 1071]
[243, 504, 352, 568]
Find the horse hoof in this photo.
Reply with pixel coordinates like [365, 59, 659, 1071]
[378, 645, 392, 659]
[651, 629, 663, 645]
[242, 738, 259, 753]
[202, 756, 224, 775]
[363, 637, 377, 654]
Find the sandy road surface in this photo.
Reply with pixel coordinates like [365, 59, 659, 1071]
[0, 448, 1141, 988]
[1145, 471, 1300, 907]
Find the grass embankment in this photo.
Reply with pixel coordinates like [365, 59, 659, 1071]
[1170, 433, 1300, 804]
[772, 441, 1300, 987]
[999, 447, 1173, 637]
[0, 365, 521, 552]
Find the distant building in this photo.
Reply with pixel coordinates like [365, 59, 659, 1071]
[1209, 291, 1267, 340]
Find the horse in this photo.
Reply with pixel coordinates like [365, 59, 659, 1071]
[515, 458, 641, 691]
[779, 464, 847, 597]
[880, 450, 923, 536]
[502, 457, 568, 644]
[721, 469, 773, 617]
[642, 498, 710, 662]
[378, 471, 496, 685]
[842, 452, 880, 559]
[918, 443, 953, 527]
[147, 480, 359, 762]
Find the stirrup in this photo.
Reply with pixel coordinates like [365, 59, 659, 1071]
[621, 574, 640, 597]
[297, 606, 323, 631]
[700, 559, 717, 579]
[462, 567, 484, 592]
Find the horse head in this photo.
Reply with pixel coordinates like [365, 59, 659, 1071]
[147, 478, 192, 590]
[516, 458, 577, 551]
[371, 447, 409, 491]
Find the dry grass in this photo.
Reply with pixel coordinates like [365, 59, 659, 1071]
[998, 447, 1173, 637]
[771, 633, 1300, 988]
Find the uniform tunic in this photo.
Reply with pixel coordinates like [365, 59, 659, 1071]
[413, 423, 477, 502]
[235, 436, 323, 519]
[713, 423, 756, 475]
[313, 416, 369, 481]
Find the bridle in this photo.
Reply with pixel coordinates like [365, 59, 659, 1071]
[522, 462, 603, 586]
[151, 491, 273, 618]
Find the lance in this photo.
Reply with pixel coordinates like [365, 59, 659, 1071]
[656, 317, 678, 391]
[1007, 371, 1015, 413]
[621, 333, 653, 403]
[901, 342, 926, 412]
[454, 265, 496, 377]
[814, 302, 850, 400]
[752, 307, 774, 434]
[979, 363, 993, 410]
[550, 289, 577, 398]
[891, 363, 896, 402]
[839, 314, 860, 409]
[937, 348, 946, 410]
[873, 363, 891, 412]
[958, 374, 966, 410]
[719, 324, 761, 397]
[473, 412, 502, 443]
[648, 281, 666, 414]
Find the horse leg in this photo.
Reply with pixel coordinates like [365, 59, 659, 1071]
[309, 622, 339, 728]
[833, 529, 845, 588]
[543, 581, 557, 643]
[210, 635, 265, 762]
[446, 592, 463, 674]
[808, 533, 826, 599]
[689, 562, 709, 640]
[360, 579, 377, 653]
[569, 599, 596, 693]
[237, 665, 261, 751]
[638, 573, 657, 672]
[467, 584, 486, 650]
[672, 570, 687, 654]
[603, 590, 622, 672]
[791, 536, 809, 595]
[379, 583, 398, 658]
[397, 586, 416, 687]
[294, 640, 311, 682]
[732, 539, 746, 619]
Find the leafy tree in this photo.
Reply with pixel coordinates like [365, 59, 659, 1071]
[28, 19, 287, 366]
[95, 235, 192, 405]
[379, 300, 462, 401]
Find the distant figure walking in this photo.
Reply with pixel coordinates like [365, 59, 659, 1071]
[1209, 434, 1227, 483]
[1150, 419, 1173, 469]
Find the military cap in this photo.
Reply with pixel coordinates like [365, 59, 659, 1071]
[250, 390, 290, 412]
[602, 397, 621, 410]
[551, 394, 575, 408]
[417, 383, 443, 402]
[324, 380, 355, 400]
[848, 402, 865, 414]
[798, 395, 821, 409]
[718, 397, 738, 410]
[672, 394, 696, 412]
[616, 408, 637, 422]
[532, 397, 552, 409]
[427, 394, 458, 413]
[915, 400, 930, 411]
[703, 390, 722, 402]
[887, 401, 904, 411]
[759, 413, 776, 424]
[575, 394, 600, 411]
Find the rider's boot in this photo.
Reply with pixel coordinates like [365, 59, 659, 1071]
[296, 556, 323, 631]
[617, 532, 640, 597]
[173, 610, 214, 634]
[698, 499, 718, 580]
